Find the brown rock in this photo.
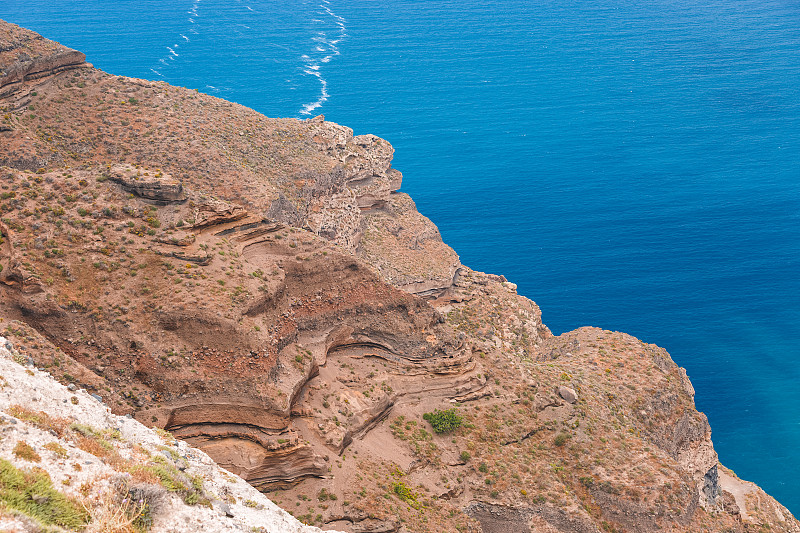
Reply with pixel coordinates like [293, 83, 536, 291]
[108, 164, 186, 203]
[557, 385, 577, 404]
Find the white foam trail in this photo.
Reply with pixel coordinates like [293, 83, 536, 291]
[153, 0, 203, 75]
[323, 5, 346, 24]
[245, 5, 253, 10]
[300, 77, 329, 115]
[297, 1, 347, 116]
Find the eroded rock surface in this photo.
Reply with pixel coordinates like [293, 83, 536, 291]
[0, 20, 90, 97]
[108, 164, 187, 203]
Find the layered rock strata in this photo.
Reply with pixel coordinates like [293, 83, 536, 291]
[0, 336, 343, 533]
[0, 21, 90, 97]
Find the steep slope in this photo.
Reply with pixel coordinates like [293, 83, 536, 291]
[0, 335, 343, 532]
[0, 20, 798, 533]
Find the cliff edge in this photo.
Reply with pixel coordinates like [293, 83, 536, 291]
[0, 20, 797, 533]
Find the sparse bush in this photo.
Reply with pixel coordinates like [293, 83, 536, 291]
[8, 405, 69, 436]
[44, 442, 69, 458]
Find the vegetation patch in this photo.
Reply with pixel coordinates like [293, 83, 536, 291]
[553, 433, 570, 447]
[12, 441, 41, 462]
[422, 408, 463, 434]
[7, 405, 69, 436]
[128, 458, 208, 506]
[43, 442, 69, 459]
[392, 480, 422, 509]
[0, 458, 90, 529]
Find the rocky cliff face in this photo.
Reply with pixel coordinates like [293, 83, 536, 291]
[0, 22, 91, 98]
[0, 19, 798, 533]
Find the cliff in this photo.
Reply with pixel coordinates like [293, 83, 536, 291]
[0, 20, 797, 533]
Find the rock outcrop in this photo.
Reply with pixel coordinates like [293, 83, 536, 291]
[0, 21, 90, 97]
[0, 19, 798, 533]
[108, 164, 187, 203]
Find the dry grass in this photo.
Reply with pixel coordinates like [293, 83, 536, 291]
[82, 489, 145, 533]
[6, 405, 69, 436]
[43, 441, 69, 458]
[12, 441, 40, 463]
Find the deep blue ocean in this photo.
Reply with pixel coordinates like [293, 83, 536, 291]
[3, 0, 799, 513]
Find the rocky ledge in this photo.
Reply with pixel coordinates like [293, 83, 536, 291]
[0, 19, 798, 533]
[0, 22, 90, 98]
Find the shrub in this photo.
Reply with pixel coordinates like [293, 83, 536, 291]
[554, 433, 570, 447]
[392, 481, 421, 509]
[44, 442, 69, 459]
[0, 458, 89, 528]
[127, 459, 207, 507]
[13, 441, 41, 462]
[422, 408, 463, 434]
[459, 451, 471, 463]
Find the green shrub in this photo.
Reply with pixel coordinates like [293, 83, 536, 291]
[554, 433, 570, 447]
[129, 460, 207, 506]
[0, 458, 89, 528]
[392, 481, 421, 509]
[422, 408, 462, 434]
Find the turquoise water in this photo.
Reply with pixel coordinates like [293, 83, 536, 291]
[4, 0, 800, 513]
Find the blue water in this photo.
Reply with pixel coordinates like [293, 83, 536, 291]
[4, 0, 800, 513]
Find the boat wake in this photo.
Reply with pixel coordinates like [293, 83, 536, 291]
[298, 0, 347, 116]
[150, 0, 201, 79]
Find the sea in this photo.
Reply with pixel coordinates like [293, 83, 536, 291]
[3, 0, 799, 514]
